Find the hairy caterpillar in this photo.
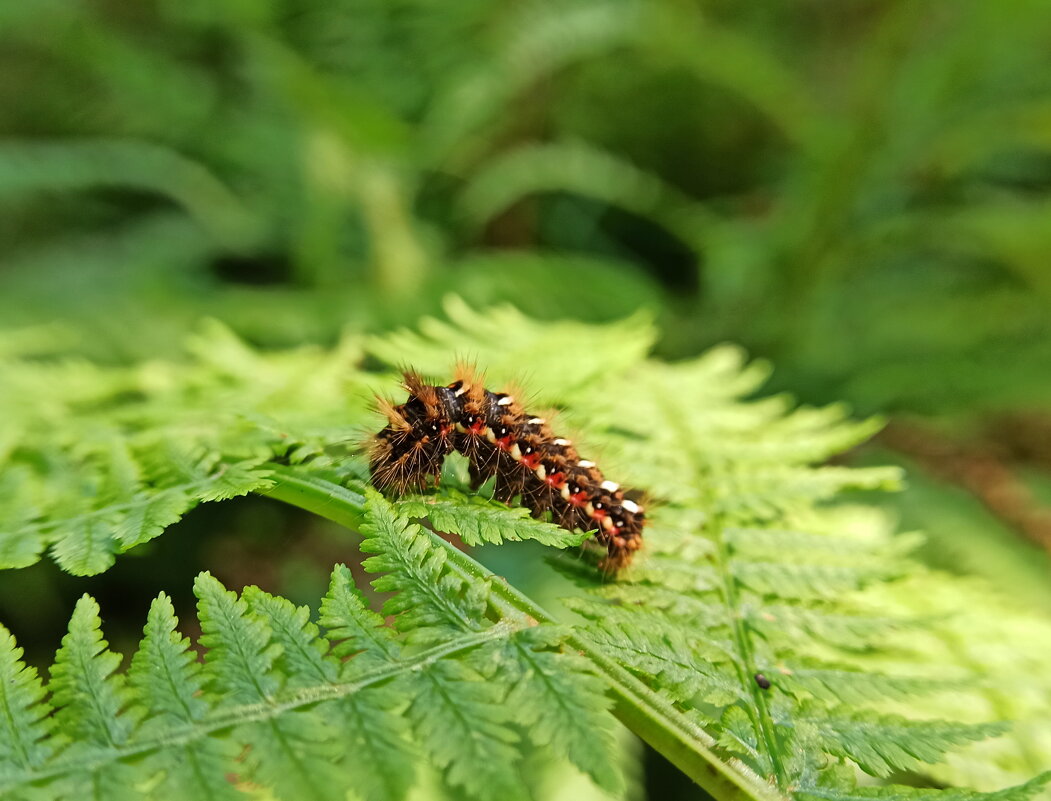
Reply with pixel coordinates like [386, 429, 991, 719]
[369, 368, 645, 570]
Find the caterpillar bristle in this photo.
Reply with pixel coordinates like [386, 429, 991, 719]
[368, 369, 645, 570]
[401, 370, 439, 407]
[375, 396, 410, 429]
[452, 360, 484, 391]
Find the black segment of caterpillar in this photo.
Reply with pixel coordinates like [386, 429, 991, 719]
[368, 368, 645, 570]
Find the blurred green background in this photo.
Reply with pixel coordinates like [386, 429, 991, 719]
[2, 0, 1051, 794]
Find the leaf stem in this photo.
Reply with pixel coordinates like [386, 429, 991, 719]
[713, 522, 790, 791]
[654, 388, 790, 792]
[258, 465, 785, 801]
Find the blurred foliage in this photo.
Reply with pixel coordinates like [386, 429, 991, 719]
[2, 0, 1050, 413]
[1, 1, 1050, 794]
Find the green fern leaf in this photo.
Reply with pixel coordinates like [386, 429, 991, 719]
[240, 713, 348, 801]
[731, 560, 895, 600]
[243, 588, 336, 688]
[360, 488, 489, 637]
[195, 572, 282, 704]
[336, 685, 417, 801]
[360, 492, 532, 798]
[501, 626, 623, 793]
[49, 595, 136, 749]
[128, 593, 208, 726]
[398, 489, 590, 547]
[318, 563, 401, 666]
[1, 306, 1050, 801]
[127, 594, 240, 801]
[802, 713, 1010, 778]
[718, 705, 774, 776]
[111, 490, 194, 550]
[778, 667, 956, 706]
[195, 459, 273, 503]
[47, 595, 142, 800]
[318, 567, 417, 801]
[365, 295, 656, 400]
[0, 526, 41, 571]
[49, 516, 123, 576]
[0, 625, 53, 775]
[571, 603, 742, 705]
[194, 572, 397, 801]
[237, 591, 397, 801]
[408, 656, 525, 801]
[797, 771, 1051, 801]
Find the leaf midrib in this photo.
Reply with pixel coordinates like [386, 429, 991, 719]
[260, 466, 788, 801]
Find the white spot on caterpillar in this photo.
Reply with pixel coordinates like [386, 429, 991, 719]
[622, 499, 640, 514]
[510, 443, 522, 460]
[535, 464, 547, 480]
[497, 396, 514, 406]
[600, 517, 614, 531]
[454, 386, 467, 397]
[553, 438, 572, 446]
[528, 417, 545, 425]
[601, 480, 620, 493]
[560, 485, 571, 500]
[577, 460, 595, 468]
[585, 502, 595, 516]
[455, 423, 466, 433]
[485, 429, 497, 442]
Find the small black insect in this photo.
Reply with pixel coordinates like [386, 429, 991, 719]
[754, 672, 771, 690]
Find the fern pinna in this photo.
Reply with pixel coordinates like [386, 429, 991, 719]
[0, 301, 1049, 801]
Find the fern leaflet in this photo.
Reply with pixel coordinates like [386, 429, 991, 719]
[0, 304, 1049, 801]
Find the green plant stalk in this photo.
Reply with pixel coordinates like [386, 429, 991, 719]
[713, 525, 789, 791]
[259, 465, 785, 801]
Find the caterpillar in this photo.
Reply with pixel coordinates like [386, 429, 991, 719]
[369, 368, 645, 570]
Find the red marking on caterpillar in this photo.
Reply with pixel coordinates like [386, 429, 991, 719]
[369, 368, 645, 570]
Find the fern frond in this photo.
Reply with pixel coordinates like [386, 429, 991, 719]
[365, 295, 657, 400]
[801, 713, 1008, 778]
[776, 666, 957, 706]
[200, 575, 373, 801]
[195, 573, 282, 704]
[361, 489, 490, 637]
[398, 489, 590, 547]
[408, 656, 525, 801]
[502, 626, 623, 792]
[49, 596, 136, 750]
[0, 557, 548, 801]
[1, 306, 1050, 801]
[127, 595, 238, 801]
[316, 564, 417, 801]
[318, 564, 400, 666]
[243, 588, 336, 688]
[128, 593, 208, 727]
[46, 596, 142, 799]
[0, 625, 52, 775]
[359, 307, 1047, 798]
[570, 606, 743, 706]
[796, 772, 1051, 801]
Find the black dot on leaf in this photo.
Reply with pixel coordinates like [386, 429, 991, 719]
[754, 673, 771, 690]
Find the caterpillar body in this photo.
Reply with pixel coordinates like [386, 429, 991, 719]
[369, 369, 645, 569]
